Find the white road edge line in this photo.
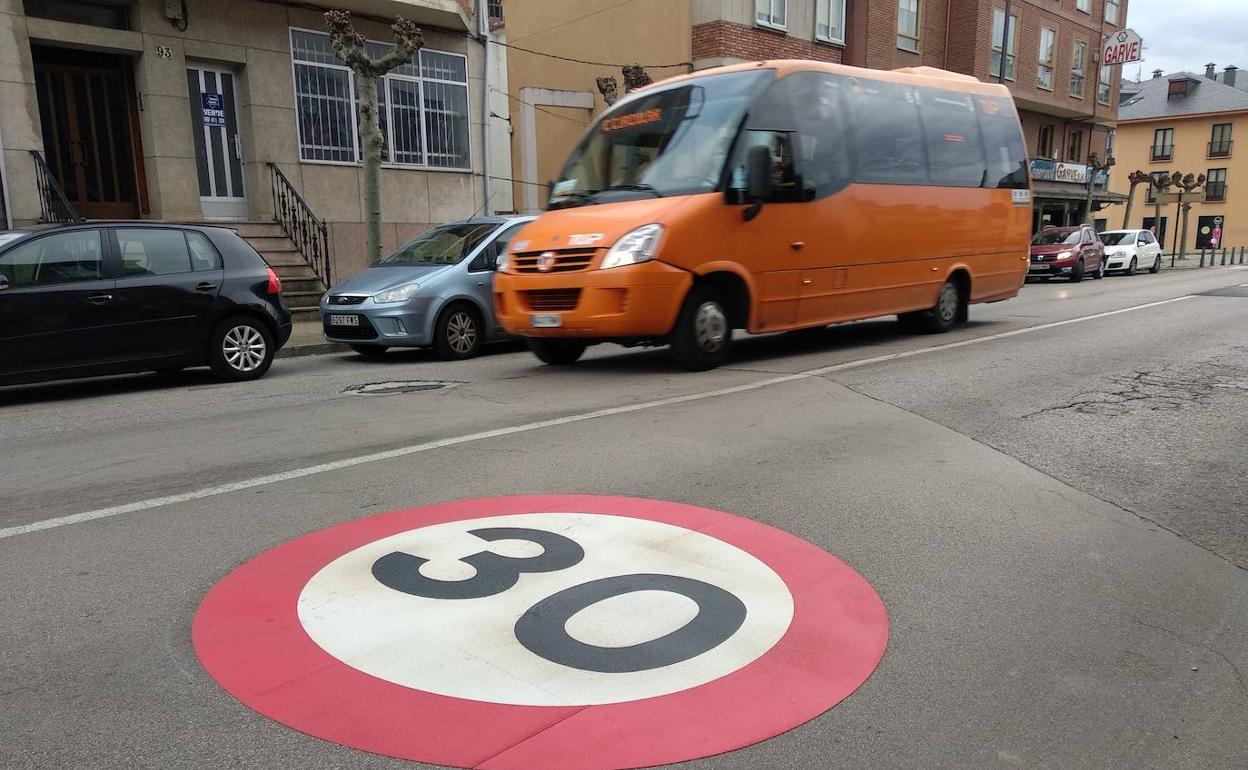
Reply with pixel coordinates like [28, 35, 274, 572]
[0, 293, 1197, 541]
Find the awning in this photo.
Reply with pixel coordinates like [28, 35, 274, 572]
[1032, 181, 1127, 204]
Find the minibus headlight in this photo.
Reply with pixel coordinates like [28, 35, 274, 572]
[600, 224, 664, 269]
[374, 282, 421, 304]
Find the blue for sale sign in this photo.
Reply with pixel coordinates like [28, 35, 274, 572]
[201, 93, 226, 127]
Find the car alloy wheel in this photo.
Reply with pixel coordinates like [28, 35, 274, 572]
[446, 310, 478, 356]
[223, 324, 267, 373]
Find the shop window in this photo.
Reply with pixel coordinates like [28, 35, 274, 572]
[1196, 215, 1226, 250]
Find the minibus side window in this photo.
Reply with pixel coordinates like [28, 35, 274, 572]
[846, 79, 927, 185]
[975, 96, 1029, 189]
[790, 73, 853, 198]
[917, 88, 989, 188]
[727, 75, 810, 203]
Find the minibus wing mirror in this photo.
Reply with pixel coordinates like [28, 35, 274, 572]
[744, 145, 773, 222]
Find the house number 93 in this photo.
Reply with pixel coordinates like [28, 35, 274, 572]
[155, 46, 173, 59]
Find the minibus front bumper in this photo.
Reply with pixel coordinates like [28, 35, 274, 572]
[494, 261, 692, 339]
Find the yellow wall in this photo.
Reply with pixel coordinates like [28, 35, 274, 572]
[504, 0, 691, 212]
[1111, 111, 1247, 251]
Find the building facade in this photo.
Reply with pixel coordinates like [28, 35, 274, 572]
[0, 0, 512, 286]
[506, 0, 1128, 227]
[1111, 66, 1247, 251]
[500, 0, 692, 213]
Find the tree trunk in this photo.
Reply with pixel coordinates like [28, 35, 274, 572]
[358, 76, 383, 264]
[1122, 182, 1137, 229]
[1179, 202, 1192, 262]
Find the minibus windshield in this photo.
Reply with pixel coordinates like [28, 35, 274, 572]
[550, 69, 772, 207]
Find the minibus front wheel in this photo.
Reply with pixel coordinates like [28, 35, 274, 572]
[670, 285, 732, 371]
[527, 338, 588, 366]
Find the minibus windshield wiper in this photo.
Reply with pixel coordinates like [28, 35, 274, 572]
[548, 189, 600, 209]
[600, 183, 663, 197]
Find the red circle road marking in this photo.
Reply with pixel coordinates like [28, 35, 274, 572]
[193, 495, 888, 769]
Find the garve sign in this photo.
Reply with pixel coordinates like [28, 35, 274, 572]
[1102, 29, 1143, 66]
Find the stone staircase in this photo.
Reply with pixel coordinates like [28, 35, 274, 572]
[232, 222, 325, 321]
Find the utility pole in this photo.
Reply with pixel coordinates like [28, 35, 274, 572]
[998, 0, 1013, 84]
[476, 0, 492, 215]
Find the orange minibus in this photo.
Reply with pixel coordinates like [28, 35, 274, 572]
[494, 60, 1032, 370]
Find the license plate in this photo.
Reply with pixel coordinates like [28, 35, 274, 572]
[531, 314, 563, 328]
[330, 314, 360, 327]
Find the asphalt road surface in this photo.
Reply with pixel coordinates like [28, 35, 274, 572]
[3, 266, 1247, 769]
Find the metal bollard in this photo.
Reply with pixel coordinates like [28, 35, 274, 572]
[1221, 247, 1227, 266]
[1200, 248, 1206, 267]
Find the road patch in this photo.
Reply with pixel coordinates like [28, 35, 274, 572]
[193, 495, 888, 769]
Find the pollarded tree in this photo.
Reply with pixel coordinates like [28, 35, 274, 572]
[325, 11, 424, 263]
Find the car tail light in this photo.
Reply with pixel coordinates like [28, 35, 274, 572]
[266, 267, 282, 295]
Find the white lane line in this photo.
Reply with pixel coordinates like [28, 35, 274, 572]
[0, 293, 1197, 542]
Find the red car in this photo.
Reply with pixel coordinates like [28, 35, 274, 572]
[1028, 225, 1105, 282]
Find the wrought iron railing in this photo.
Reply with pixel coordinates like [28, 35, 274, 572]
[1208, 140, 1233, 158]
[30, 150, 82, 224]
[1205, 181, 1227, 202]
[268, 162, 331, 287]
[1149, 145, 1173, 162]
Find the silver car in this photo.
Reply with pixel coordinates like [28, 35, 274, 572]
[321, 216, 535, 359]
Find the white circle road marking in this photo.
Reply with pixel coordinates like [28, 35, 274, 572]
[297, 512, 794, 707]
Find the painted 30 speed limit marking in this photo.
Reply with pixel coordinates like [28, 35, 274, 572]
[193, 496, 888, 769]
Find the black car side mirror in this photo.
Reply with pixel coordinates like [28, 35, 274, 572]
[744, 145, 773, 222]
[0, 272, 10, 291]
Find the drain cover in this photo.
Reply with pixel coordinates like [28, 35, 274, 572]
[345, 381, 460, 395]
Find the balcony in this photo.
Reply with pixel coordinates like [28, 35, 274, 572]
[1208, 141, 1233, 158]
[1150, 146, 1174, 162]
[294, 0, 471, 31]
[1205, 182, 1227, 202]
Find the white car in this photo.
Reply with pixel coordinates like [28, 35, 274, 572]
[1099, 229, 1164, 275]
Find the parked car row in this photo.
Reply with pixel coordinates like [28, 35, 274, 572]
[1028, 225, 1164, 282]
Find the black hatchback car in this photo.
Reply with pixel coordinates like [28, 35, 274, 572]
[0, 223, 292, 386]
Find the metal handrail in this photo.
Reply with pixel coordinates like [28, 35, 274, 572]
[1207, 140, 1233, 158]
[1149, 146, 1173, 162]
[29, 150, 82, 224]
[1205, 182, 1227, 202]
[268, 162, 331, 287]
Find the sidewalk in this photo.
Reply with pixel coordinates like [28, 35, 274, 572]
[277, 320, 346, 359]
[1160, 251, 1248, 270]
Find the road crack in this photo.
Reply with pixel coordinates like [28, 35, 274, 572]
[1023, 359, 1248, 419]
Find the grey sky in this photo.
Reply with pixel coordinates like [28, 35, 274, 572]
[1123, 0, 1248, 81]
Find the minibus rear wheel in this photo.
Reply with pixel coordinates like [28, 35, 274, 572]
[670, 285, 732, 371]
[902, 278, 964, 334]
[527, 338, 588, 365]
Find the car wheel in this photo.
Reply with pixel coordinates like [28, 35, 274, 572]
[350, 344, 389, 358]
[1149, 256, 1161, 274]
[1125, 257, 1138, 276]
[1094, 257, 1106, 280]
[1070, 259, 1085, 283]
[434, 304, 482, 360]
[526, 338, 588, 365]
[209, 316, 275, 382]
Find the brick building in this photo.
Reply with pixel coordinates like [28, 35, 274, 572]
[692, 1, 1130, 228]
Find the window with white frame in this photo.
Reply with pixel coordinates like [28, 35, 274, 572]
[1076, 0, 1090, 13]
[756, 0, 787, 29]
[1097, 63, 1112, 105]
[990, 8, 1017, 80]
[1037, 27, 1056, 90]
[817, 0, 846, 44]
[290, 29, 470, 169]
[1070, 40, 1087, 97]
[1106, 0, 1120, 25]
[897, 0, 920, 52]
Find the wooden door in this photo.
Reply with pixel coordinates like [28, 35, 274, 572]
[35, 61, 139, 219]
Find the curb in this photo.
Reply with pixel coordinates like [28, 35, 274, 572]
[277, 342, 348, 360]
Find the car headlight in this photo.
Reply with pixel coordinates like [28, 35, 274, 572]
[600, 224, 664, 270]
[1057, 251, 1073, 259]
[373, 282, 421, 304]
